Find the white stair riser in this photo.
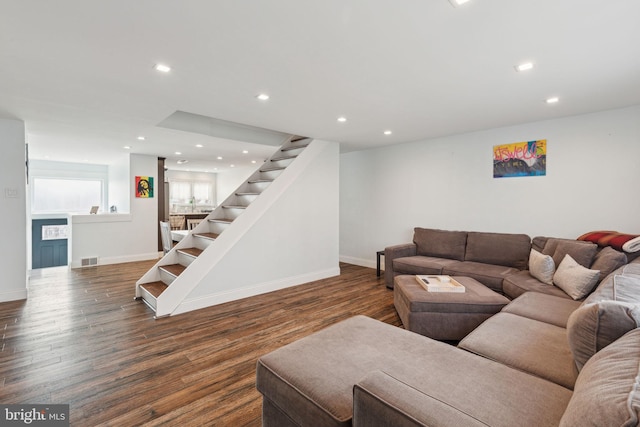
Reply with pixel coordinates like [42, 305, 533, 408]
[194, 237, 214, 251]
[178, 252, 197, 267]
[159, 269, 178, 285]
[139, 288, 158, 310]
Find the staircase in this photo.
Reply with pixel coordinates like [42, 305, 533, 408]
[135, 136, 313, 317]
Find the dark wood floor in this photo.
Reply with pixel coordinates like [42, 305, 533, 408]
[0, 262, 401, 426]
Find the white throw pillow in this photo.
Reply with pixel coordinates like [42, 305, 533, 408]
[554, 254, 601, 300]
[529, 249, 555, 285]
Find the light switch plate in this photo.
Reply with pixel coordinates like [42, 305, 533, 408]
[4, 187, 19, 198]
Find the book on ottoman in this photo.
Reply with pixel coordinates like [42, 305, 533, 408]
[415, 275, 466, 293]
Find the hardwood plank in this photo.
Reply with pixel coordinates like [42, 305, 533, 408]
[0, 261, 400, 425]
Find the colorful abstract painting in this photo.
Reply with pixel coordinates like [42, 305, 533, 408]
[135, 176, 154, 198]
[493, 140, 546, 178]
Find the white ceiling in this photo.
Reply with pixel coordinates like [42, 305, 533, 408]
[1, 0, 639, 173]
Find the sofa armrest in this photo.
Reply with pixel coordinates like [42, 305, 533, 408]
[384, 243, 417, 288]
[354, 371, 487, 427]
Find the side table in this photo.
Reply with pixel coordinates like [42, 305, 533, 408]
[376, 250, 384, 277]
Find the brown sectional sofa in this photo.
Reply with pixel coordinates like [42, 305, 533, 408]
[256, 229, 640, 427]
[385, 227, 629, 299]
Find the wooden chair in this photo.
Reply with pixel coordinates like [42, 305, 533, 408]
[169, 215, 185, 230]
[159, 221, 173, 254]
[187, 219, 202, 230]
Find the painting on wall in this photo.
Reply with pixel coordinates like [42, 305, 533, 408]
[493, 139, 546, 178]
[135, 176, 154, 198]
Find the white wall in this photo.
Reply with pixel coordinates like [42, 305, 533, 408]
[70, 154, 159, 267]
[0, 118, 27, 302]
[216, 166, 254, 205]
[108, 154, 130, 213]
[340, 105, 640, 267]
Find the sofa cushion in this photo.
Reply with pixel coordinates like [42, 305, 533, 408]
[502, 292, 581, 328]
[532, 235, 548, 253]
[559, 328, 640, 427]
[566, 301, 640, 371]
[503, 270, 572, 300]
[464, 232, 531, 270]
[614, 274, 640, 302]
[459, 313, 578, 389]
[528, 249, 555, 285]
[549, 239, 598, 268]
[413, 228, 467, 261]
[442, 261, 519, 292]
[392, 256, 461, 276]
[553, 255, 600, 300]
[590, 246, 627, 281]
[354, 366, 572, 427]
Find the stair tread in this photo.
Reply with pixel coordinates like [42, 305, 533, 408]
[271, 154, 297, 161]
[236, 192, 260, 196]
[222, 205, 247, 209]
[260, 166, 286, 172]
[159, 263, 186, 277]
[140, 281, 168, 299]
[178, 247, 203, 258]
[194, 232, 220, 240]
[248, 179, 273, 183]
[281, 144, 309, 152]
[208, 218, 233, 224]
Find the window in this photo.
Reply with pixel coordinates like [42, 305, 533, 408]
[32, 178, 103, 213]
[169, 180, 215, 213]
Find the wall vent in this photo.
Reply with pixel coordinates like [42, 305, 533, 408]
[81, 257, 98, 267]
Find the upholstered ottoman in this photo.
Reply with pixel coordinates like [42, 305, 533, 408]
[394, 275, 510, 340]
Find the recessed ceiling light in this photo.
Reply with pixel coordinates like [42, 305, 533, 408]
[337, 117, 347, 123]
[175, 151, 182, 155]
[515, 62, 534, 72]
[195, 144, 203, 148]
[217, 156, 223, 160]
[383, 130, 392, 135]
[176, 159, 189, 164]
[449, 0, 471, 7]
[242, 150, 249, 154]
[154, 64, 171, 73]
[230, 164, 235, 168]
[251, 160, 257, 164]
[137, 136, 145, 141]
[256, 93, 270, 101]
[123, 146, 131, 149]
[546, 97, 560, 104]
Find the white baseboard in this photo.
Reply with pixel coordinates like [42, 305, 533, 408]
[70, 252, 161, 268]
[172, 267, 340, 316]
[0, 288, 28, 303]
[339, 255, 383, 271]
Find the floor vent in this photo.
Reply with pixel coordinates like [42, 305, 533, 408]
[81, 257, 98, 266]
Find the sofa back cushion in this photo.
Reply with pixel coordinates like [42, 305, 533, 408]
[590, 246, 628, 282]
[413, 228, 467, 261]
[542, 238, 597, 268]
[464, 232, 531, 269]
[566, 300, 640, 371]
[560, 328, 640, 427]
